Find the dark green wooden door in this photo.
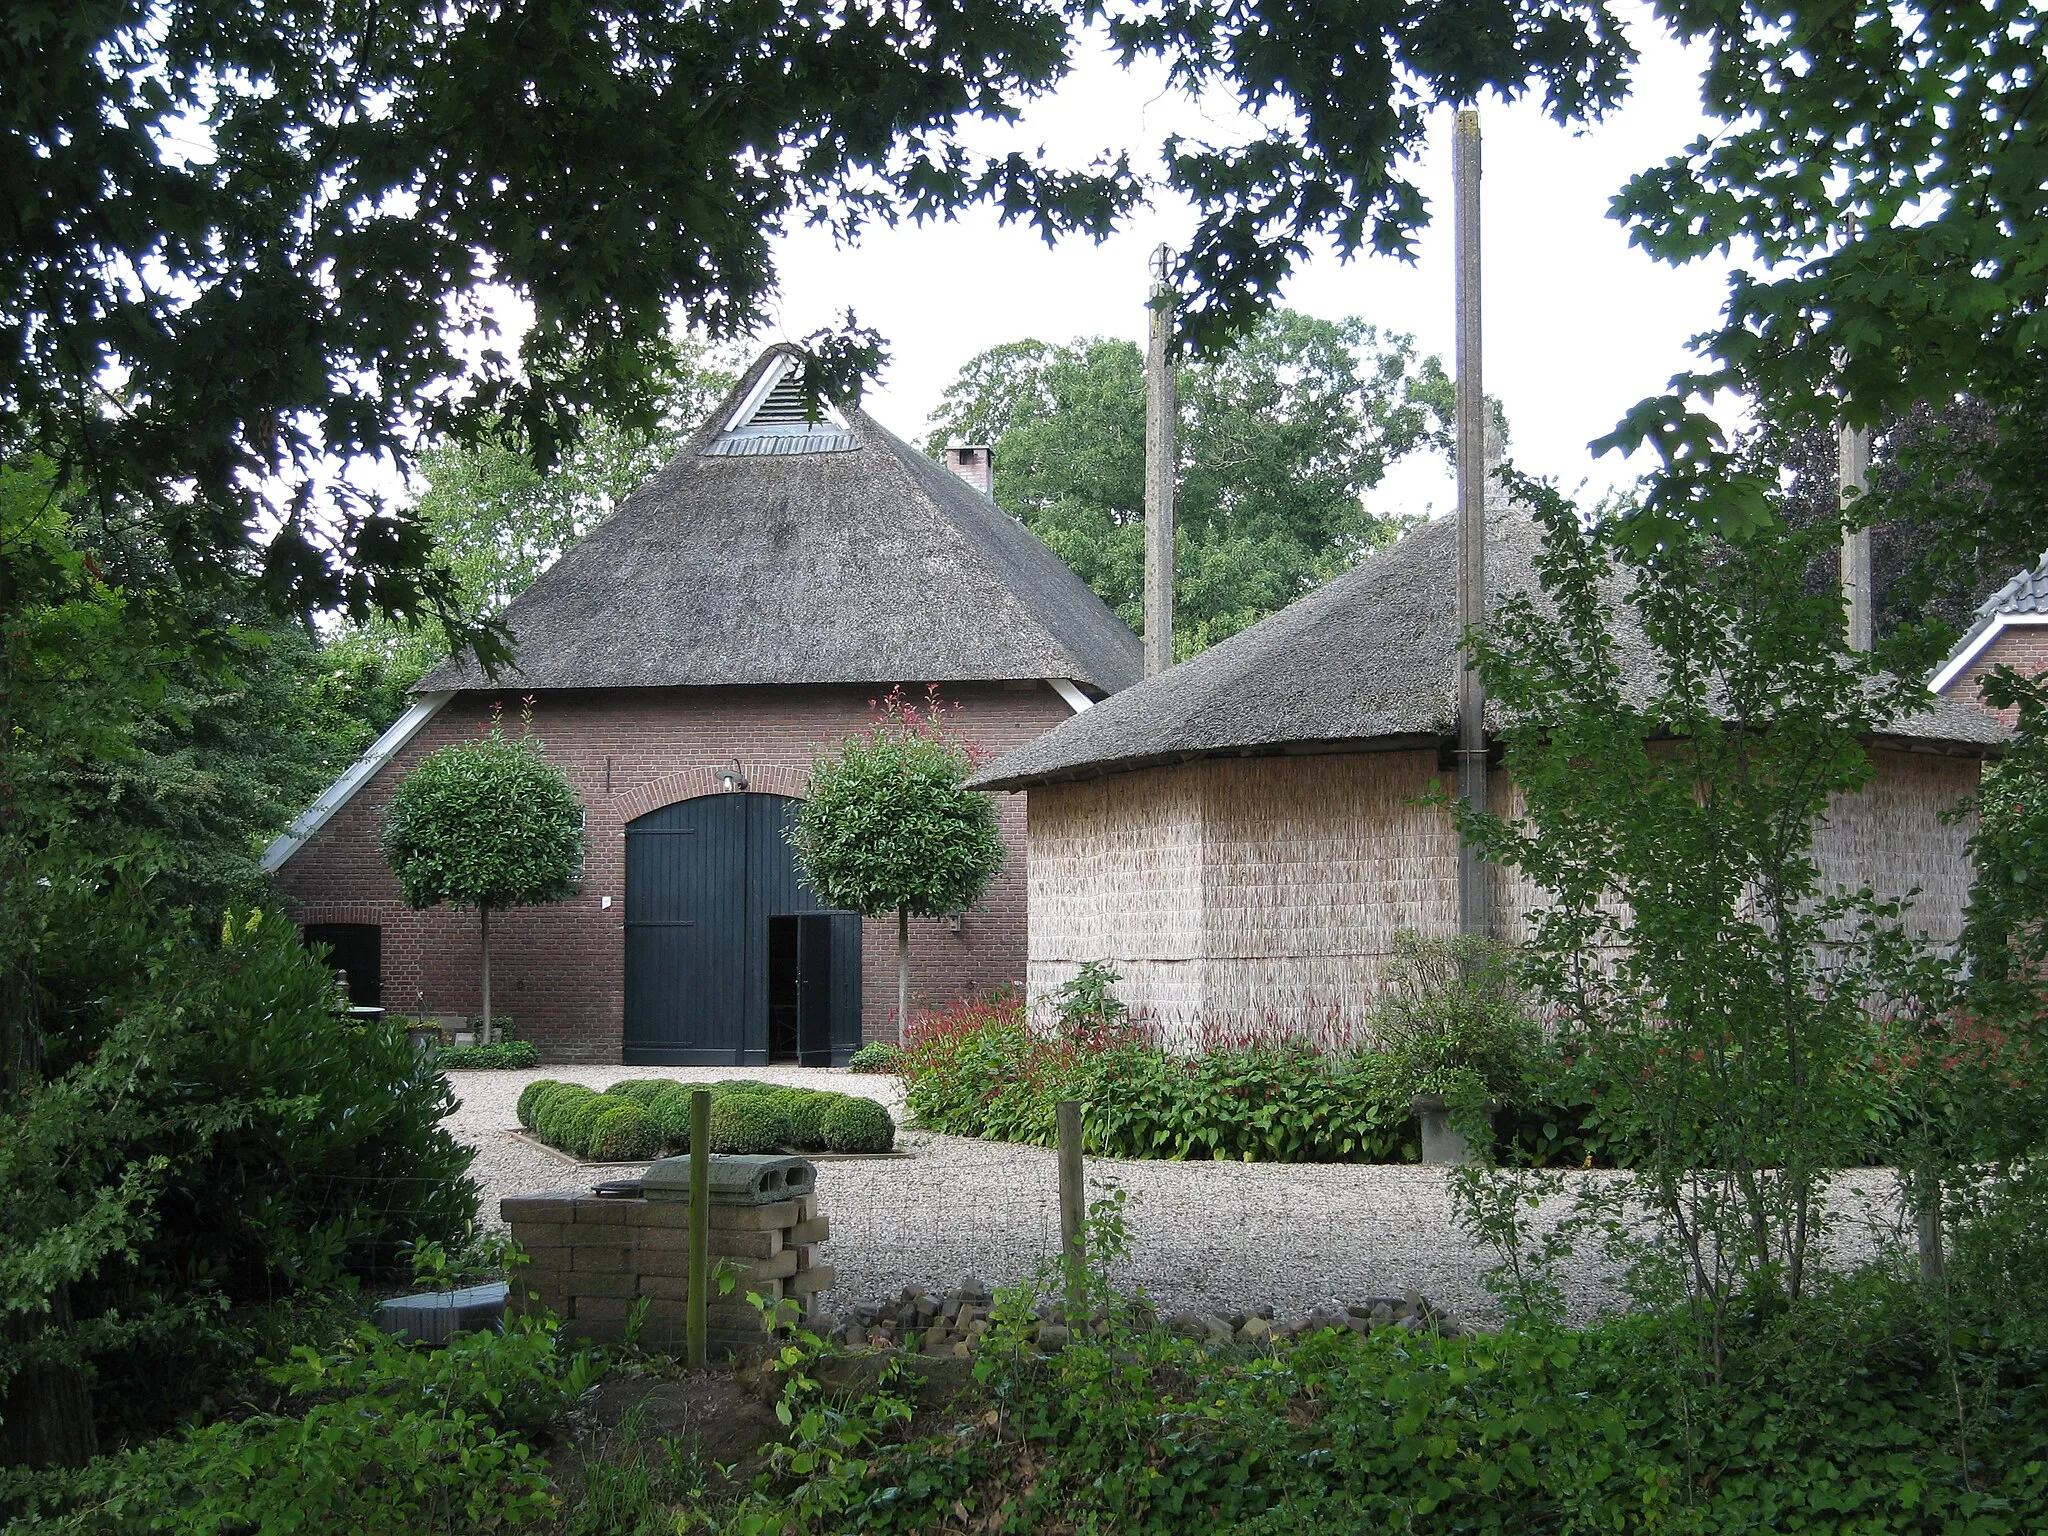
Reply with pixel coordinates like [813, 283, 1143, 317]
[623, 793, 856, 1064]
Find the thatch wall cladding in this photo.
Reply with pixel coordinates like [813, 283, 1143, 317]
[421, 344, 1141, 697]
[1811, 748, 1979, 945]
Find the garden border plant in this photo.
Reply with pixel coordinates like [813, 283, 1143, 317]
[516, 1079, 896, 1161]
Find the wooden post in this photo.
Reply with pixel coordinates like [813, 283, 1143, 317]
[688, 1089, 711, 1367]
[1144, 245, 1178, 677]
[1839, 424, 1874, 651]
[1056, 1099, 1084, 1312]
[1453, 108, 1490, 939]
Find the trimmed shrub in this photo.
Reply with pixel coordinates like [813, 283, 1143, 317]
[822, 1095, 896, 1153]
[708, 1094, 788, 1154]
[847, 1041, 902, 1074]
[438, 1039, 541, 1069]
[559, 1092, 628, 1159]
[606, 1079, 673, 1106]
[778, 1090, 844, 1152]
[645, 1084, 696, 1151]
[515, 1078, 559, 1129]
[585, 1102, 663, 1162]
[531, 1083, 595, 1146]
[712, 1078, 780, 1098]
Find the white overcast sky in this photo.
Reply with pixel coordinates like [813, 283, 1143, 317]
[753, 1, 1738, 522]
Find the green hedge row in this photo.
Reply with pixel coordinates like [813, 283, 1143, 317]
[515, 1078, 895, 1162]
[435, 1039, 540, 1069]
[901, 1001, 1605, 1165]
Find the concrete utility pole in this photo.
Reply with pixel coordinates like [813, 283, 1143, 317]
[1144, 244, 1178, 678]
[1839, 424, 1874, 651]
[1453, 109, 1491, 940]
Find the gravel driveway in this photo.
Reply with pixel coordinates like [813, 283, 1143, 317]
[445, 1069, 1909, 1323]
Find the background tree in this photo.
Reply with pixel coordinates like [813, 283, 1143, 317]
[790, 688, 1005, 1033]
[927, 310, 1456, 655]
[382, 709, 586, 1039]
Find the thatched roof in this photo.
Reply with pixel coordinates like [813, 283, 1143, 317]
[972, 467, 2006, 791]
[420, 345, 1142, 695]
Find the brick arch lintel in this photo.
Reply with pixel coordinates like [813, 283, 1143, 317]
[615, 764, 810, 825]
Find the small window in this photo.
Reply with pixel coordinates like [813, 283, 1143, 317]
[303, 923, 382, 1008]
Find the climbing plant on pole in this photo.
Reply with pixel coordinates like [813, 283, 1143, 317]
[790, 687, 1005, 1034]
[383, 702, 584, 1039]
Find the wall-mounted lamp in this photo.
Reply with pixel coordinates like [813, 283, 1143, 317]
[947, 912, 965, 934]
[719, 761, 748, 793]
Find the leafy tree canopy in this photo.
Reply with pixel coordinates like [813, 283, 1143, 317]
[1604, 1, 2048, 582]
[6, 0, 1634, 651]
[382, 712, 585, 915]
[928, 310, 1455, 654]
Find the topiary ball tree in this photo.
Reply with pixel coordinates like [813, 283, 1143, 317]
[790, 685, 1005, 1037]
[383, 704, 584, 1042]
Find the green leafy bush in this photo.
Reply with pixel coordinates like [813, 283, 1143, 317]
[606, 1078, 677, 1106]
[2, 1317, 599, 1533]
[847, 1041, 902, 1074]
[515, 1079, 559, 1129]
[531, 1083, 596, 1145]
[708, 1094, 789, 1154]
[644, 1084, 696, 1150]
[585, 1102, 663, 1162]
[778, 1089, 844, 1151]
[435, 1039, 540, 1069]
[1373, 931, 1541, 1105]
[562, 1093, 636, 1159]
[822, 1095, 896, 1153]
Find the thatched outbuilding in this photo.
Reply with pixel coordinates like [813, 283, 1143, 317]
[270, 345, 1141, 1063]
[970, 466, 2006, 1035]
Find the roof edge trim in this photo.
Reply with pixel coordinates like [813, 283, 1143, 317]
[1048, 678, 1095, 713]
[1929, 612, 2048, 694]
[261, 692, 454, 871]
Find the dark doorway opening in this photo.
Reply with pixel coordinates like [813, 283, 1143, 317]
[303, 923, 381, 1007]
[768, 913, 863, 1066]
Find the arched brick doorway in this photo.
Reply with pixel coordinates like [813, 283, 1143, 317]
[622, 792, 860, 1065]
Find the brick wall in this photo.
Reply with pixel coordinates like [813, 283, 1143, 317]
[276, 681, 1072, 1063]
[1946, 621, 2048, 726]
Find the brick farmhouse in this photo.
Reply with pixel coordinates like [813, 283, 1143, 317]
[267, 345, 1141, 1064]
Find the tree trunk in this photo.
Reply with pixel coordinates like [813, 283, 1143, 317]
[896, 907, 910, 1039]
[479, 906, 492, 1045]
[1, 1287, 99, 1469]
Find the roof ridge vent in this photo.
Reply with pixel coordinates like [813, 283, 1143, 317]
[747, 368, 820, 427]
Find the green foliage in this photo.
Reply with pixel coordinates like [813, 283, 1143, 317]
[1049, 961, 1128, 1036]
[736, 1275, 2048, 1536]
[926, 314, 1453, 654]
[560, 1095, 630, 1160]
[586, 1103, 664, 1164]
[1453, 479, 1998, 1367]
[643, 1086, 696, 1151]
[789, 686, 1004, 923]
[532, 1085, 598, 1148]
[708, 1095, 790, 1156]
[775, 1090, 842, 1153]
[901, 997, 1418, 1163]
[435, 1039, 540, 1069]
[1, 1317, 600, 1533]
[1, 908, 479, 1443]
[845, 1042, 902, 1075]
[1373, 931, 1541, 1106]
[383, 710, 585, 915]
[819, 1096, 896, 1154]
[606, 1080, 677, 1107]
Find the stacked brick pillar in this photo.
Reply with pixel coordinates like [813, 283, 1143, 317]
[502, 1187, 834, 1354]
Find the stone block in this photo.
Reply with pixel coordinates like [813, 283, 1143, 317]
[789, 1265, 836, 1298]
[571, 1295, 636, 1322]
[505, 1219, 574, 1252]
[572, 1198, 633, 1226]
[570, 1244, 633, 1273]
[501, 1193, 579, 1224]
[789, 1217, 829, 1245]
[706, 1199, 802, 1231]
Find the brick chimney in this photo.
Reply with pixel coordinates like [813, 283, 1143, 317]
[944, 443, 994, 497]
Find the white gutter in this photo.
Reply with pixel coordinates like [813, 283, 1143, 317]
[261, 692, 455, 871]
[1928, 613, 2048, 695]
[1047, 678, 1094, 713]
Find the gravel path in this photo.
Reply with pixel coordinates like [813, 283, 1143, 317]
[445, 1070, 1910, 1323]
